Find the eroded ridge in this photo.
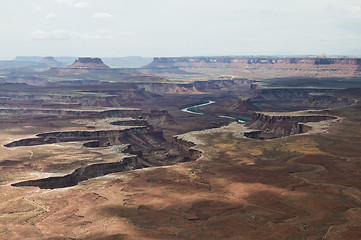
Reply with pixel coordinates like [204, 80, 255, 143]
[11, 156, 139, 189]
[246, 111, 338, 139]
[6, 113, 202, 189]
[5, 127, 150, 148]
[10, 135, 202, 189]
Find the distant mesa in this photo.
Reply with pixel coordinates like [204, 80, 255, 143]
[66, 57, 110, 69]
[147, 56, 361, 67]
[145, 56, 361, 78]
[40, 56, 63, 68]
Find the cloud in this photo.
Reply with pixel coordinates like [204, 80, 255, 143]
[31, 30, 72, 40]
[55, 0, 89, 8]
[92, 12, 115, 19]
[55, 0, 75, 7]
[45, 13, 57, 19]
[323, 1, 361, 19]
[76, 29, 113, 39]
[344, 4, 361, 18]
[73, 2, 89, 8]
[31, 29, 118, 40]
[118, 31, 135, 36]
[33, 4, 43, 11]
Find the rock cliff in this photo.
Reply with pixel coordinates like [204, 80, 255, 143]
[146, 57, 361, 78]
[4, 127, 153, 147]
[66, 57, 110, 69]
[138, 79, 253, 94]
[246, 112, 337, 139]
[11, 130, 204, 189]
[40, 56, 63, 68]
[10, 127, 203, 189]
[0, 108, 142, 119]
[251, 88, 355, 111]
[148, 57, 361, 68]
[172, 137, 202, 162]
[11, 156, 140, 189]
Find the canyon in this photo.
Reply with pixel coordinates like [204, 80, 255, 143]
[0, 56, 360, 239]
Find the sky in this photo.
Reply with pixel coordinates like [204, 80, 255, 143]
[1, 0, 361, 59]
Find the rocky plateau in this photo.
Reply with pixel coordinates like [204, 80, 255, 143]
[0, 56, 361, 239]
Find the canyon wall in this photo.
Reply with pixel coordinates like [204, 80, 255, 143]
[11, 156, 140, 189]
[0, 108, 142, 118]
[10, 130, 203, 189]
[148, 57, 361, 68]
[172, 137, 202, 162]
[4, 127, 149, 147]
[137, 79, 253, 94]
[11, 132, 204, 189]
[251, 88, 356, 111]
[247, 112, 337, 138]
[146, 57, 361, 78]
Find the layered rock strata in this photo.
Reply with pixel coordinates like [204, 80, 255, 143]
[148, 57, 361, 68]
[4, 127, 155, 147]
[138, 79, 253, 94]
[251, 88, 356, 111]
[0, 108, 141, 118]
[172, 137, 202, 162]
[247, 112, 337, 139]
[66, 57, 110, 69]
[11, 156, 140, 189]
[146, 57, 361, 77]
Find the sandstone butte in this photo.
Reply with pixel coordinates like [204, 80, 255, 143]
[66, 57, 110, 69]
[39, 56, 62, 67]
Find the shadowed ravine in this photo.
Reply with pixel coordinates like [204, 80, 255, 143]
[11, 156, 139, 189]
[10, 134, 202, 189]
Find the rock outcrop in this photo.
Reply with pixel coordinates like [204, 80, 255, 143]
[4, 127, 153, 147]
[304, 95, 356, 109]
[146, 57, 361, 78]
[0, 108, 142, 118]
[11, 156, 140, 189]
[110, 119, 149, 127]
[172, 137, 202, 162]
[251, 88, 355, 111]
[246, 112, 337, 139]
[143, 110, 175, 126]
[147, 57, 361, 68]
[253, 88, 335, 101]
[10, 127, 204, 189]
[40, 56, 63, 68]
[138, 79, 253, 94]
[231, 99, 260, 112]
[11, 130, 204, 189]
[66, 57, 110, 69]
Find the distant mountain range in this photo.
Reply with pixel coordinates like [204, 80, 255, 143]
[13, 56, 153, 68]
[0, 56, 153, 74]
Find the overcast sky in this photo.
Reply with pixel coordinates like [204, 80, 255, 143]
[1, 0, 361, 59]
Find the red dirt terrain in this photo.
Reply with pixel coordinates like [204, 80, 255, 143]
[0, 57, 361, 239]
